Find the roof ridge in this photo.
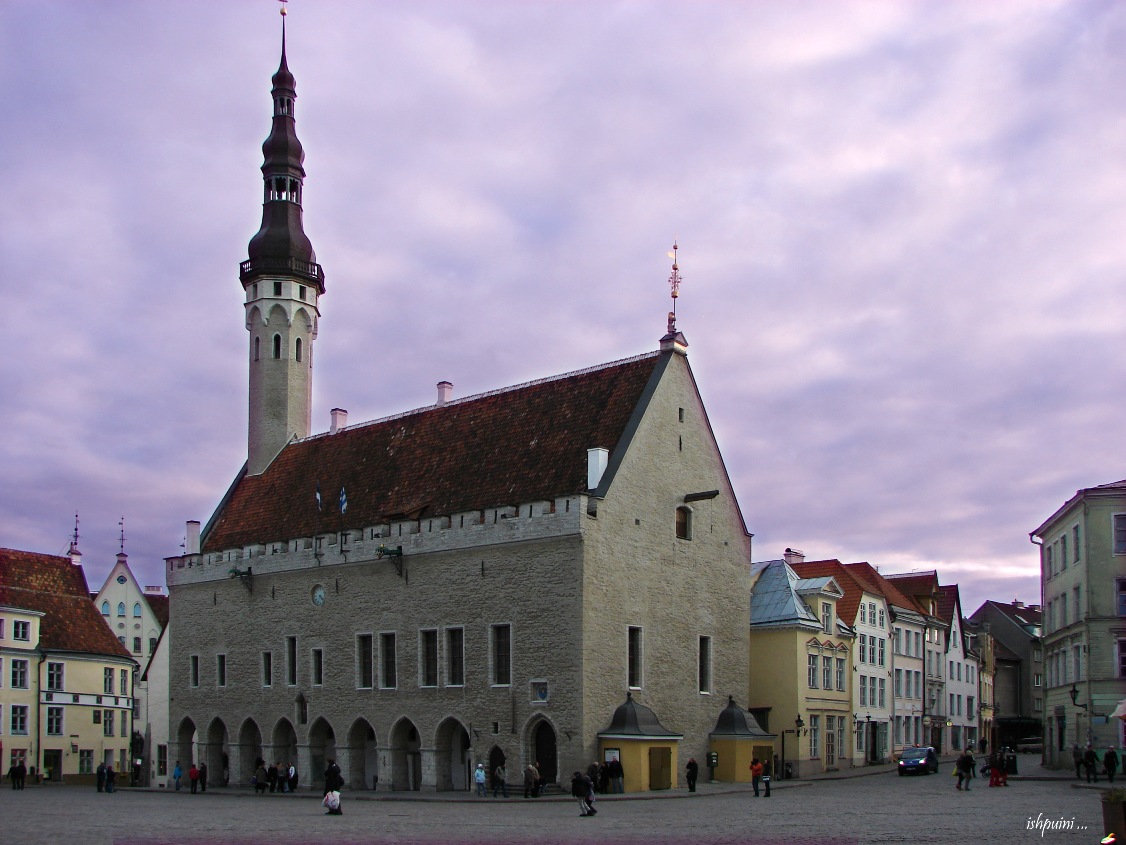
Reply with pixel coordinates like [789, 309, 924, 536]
[302, 350, 661, 442]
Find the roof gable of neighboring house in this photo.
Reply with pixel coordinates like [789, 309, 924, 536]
[841, 562, 921, 619]
[793, 559, 886, 626]
[0, 548, 133, 659]
[750, 560, 832, 629]
[884, 571, 942, 618]
[203, 352, 664, 552]
[145, 593, 169, 628]
[1032, 478, 1126, 537]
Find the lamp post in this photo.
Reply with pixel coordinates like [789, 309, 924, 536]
[1069, 684, 1090, 746]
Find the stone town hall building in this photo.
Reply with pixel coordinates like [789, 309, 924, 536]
[165, 22, 752, 793]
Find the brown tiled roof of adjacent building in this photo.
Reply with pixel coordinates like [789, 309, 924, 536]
[791, 560, 864, 624]
[204, 352, 662, 552]
[935, 584, 961, 625]
[842, 562, 920, 616]
[144, 593, 169, 628]
[0, 548, 133, 659]
[884, 570, 941, 618]
[974, 599, 1042, 629]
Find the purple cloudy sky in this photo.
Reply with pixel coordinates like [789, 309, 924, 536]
[2, 1, 1123, 614]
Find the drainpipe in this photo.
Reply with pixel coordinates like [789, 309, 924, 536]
[36, 647, 46, 781]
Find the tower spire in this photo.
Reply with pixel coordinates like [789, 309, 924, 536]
[242, 5, 325, 475]
[660, 240, 688, 355]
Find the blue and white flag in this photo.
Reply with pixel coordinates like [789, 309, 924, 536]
[315, 483, 322, 512]
[339, 486, 348, 514]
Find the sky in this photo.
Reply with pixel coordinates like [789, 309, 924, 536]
[2, 0, 1123, 616]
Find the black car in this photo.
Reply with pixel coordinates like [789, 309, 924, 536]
[897, 746, 939, 775]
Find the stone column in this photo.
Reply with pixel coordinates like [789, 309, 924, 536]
[377, 748, 394, 791]
[227, 743, 245, 787]
[419, 746, 438, 792]
[297, 744, 313, 792]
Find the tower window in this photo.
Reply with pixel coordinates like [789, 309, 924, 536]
[298, 285, 307, 301]
[295, 338, 302, 363]
[272, 334, 282, 359]
[253, 336, 260, 361]
[273, 282, 282, 297]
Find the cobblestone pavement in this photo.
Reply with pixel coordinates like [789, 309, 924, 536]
[0, 757, 1108, 845]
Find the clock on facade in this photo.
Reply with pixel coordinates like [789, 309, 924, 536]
[311, 585, 326, 606]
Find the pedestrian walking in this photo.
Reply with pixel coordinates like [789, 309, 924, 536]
[105, 764, 116, 793]
[474, 763, 487, 797]
[96, 762, 106, 793]
[750, 758, 763, 796]
[493, 762, 508, 797]
[685, 758, 698, 792]
[955, 749, 974, 791]
[288, 762, 298, 793]
[571, 771, 596, 816]
[172, 761, 183, 791]
[254, 762, 268, 794]
[199, 762, 208, 793]
[15, 762, 26, 790]
[1105, 747, 1120, 784]
[523, 762, 539, 798]
[1084, 746, 1099, 783]
[189, 763, 200, 794]
[7, 762, 21, 790]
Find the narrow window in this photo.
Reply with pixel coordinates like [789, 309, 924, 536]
[835, 658, 844, 690]
[11, 659, 29, 689]
[117, 602, 125, 617]
[133, 602, 142, 618]
[286, 637, 297, 685]
[446, 628, 464, 687]
[216, 655, 226, 688]
[675, 506, 692, 540]
[1072, 524, 1080, 562]
[698, 636, 712, 694]
[104, 666, 115, 694]
[272, 334, 282, 359]
[492, 624, 512, 686]
[821, 603, 832, 634]
[149, 637, 157, 654]
[132, 637, 141, 653]
[101, 601, 110, 615]
[420, 631, 438, 687]
[380, 633, 397, 689]
[295, 337, 302, 362]
[312, 649, 323, 686]
[47, 662, 64, 691]
[822, 655, 832, 689]
[47, 706, 63, 736]
[808, 654, 819, 688]
[262, 651, 273, 687]
[627, 626, 643, 688]
[254, 336, 260, 361]
[1113, 514, 1126, 554]
[273, 281, 282, 297]
[103, 710, 114, 737]
[299, 285, 307, 301]
[356, 635, 373, 689]
[190, 656, 200, 687]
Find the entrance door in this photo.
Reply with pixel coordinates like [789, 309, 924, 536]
[43, 750, 62, 781]
[533, 722, 557, 786]
[648, 747, 672, 789]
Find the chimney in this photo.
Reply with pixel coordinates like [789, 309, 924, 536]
[330, 408, 348, 434]
[1011, 600, 1024, 608]
[67, 540, 82, 567]
[186, 520, 201, 555]
[783, 547, 805, 565]
[587, 447, 609, 491]
[436, 381, 453, 406]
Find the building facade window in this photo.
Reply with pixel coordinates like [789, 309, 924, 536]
[217, 655, 226, 688]
[13, 621, 29, 641]
[10, 659, 28, 690]
[133, 637, 141, 653]
[117, 602, 125, 617]
[286, 637, 297, 686]
[492, 624, 512, 686]
[809, 715, 821, 758]
[1116, 580, 1126, 617]
[821, 603, 832, 634]
[46, 706, 63, 736]
[356, 636, 372, 689]
[446, 628, 464, 687]
[189, 656, 199, 688]
[1115, 514, 1126, 555]
[698, 636, 712, 694]
[859, 634, 867, 664]
[835, 657, 845, 691]
[11, 705, 28, 735]
[103, 710, 114, 737]
[312, 649, 323, 686]
[675, 507, 692, 540]
[46, 662, 64, 691]
[101, 601, 110, 615]
[158, 745, 168, 776]
[380, 633, 397, 689]
[808, 654, 819, 688]
[79, 750, 94, 774]
[263, 651, 273, 687]
[133, 602, 142, 618]
[878, 638, 886, 667]
[419, 631, 438, 688]
[627, 626, 642, 689]
[822, 656, 832, 690]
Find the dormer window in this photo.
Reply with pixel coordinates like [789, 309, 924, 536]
[821, 602, 832, 634]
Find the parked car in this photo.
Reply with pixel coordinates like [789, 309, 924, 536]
[897, 746, 939, 776]
[1015, 737, 1043, 753]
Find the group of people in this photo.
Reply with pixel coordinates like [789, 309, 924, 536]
[1072, 745, 1120, 784]
[983, 750, 1009, 787]
[170, 760, 208, 793]
[95, 762, 119, 792]
[583, 758, 625, 795]
[5, 761, 28, 790]
[252, 760, 299, 794]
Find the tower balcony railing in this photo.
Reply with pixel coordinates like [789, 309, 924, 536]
[240, 256, 325, 288]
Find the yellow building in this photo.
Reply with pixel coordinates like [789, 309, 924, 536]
[1, 547, 137, 784]
[748, 553, 854, 778]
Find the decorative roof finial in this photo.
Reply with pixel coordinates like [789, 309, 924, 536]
[118, 516, 126, 555]
[667, 240, 681, 334]
[69, 513, 80, 555]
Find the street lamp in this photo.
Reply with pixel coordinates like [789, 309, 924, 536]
[1068, 684, 1088, 710]
[781, 715, 805, 781]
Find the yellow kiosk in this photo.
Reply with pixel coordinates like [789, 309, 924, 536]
[597, 692, 683, 792]
[708, 696, 778, 783]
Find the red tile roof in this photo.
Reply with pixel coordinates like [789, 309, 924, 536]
[884, 571, 941, 617]
[0, 548, 133, 659]
[204, 352, 662, 551]
[842, 562, 920, 615]
[791, 560, 863, 624]
[144, 593, 169, 628]
[935, 583, 961, 625]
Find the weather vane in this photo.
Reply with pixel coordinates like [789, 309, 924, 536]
[70, 513, 80, 554]
[278, 0, 288, 15]
[667, 240, 682, 334]
[119, 516, 126, 555]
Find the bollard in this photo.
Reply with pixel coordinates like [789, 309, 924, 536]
[763, 775, 771, 797]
